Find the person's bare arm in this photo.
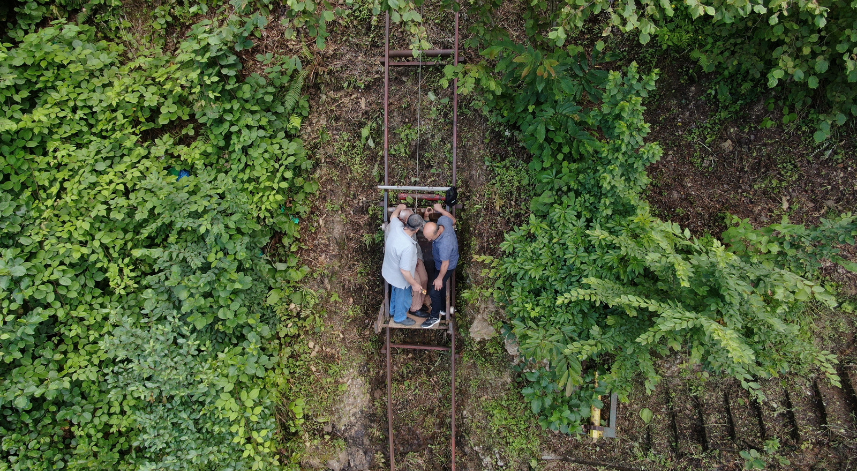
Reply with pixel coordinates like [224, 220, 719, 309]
[401, 269, 423, 293]
[391, 203, 407, 220]
[432, 203, 455, 225]
[433, 259, 450, 291]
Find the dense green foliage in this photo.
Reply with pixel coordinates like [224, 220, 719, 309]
[7, 0, 348, 50]
[659, 1, 857, 141]
[0, 13, 315, 469]
[500, 0, 857, 141]
[723, 214, 857, 280]
[471, 42, 847, 434]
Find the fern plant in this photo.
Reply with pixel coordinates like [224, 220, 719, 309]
[468, 40, 848, 435]
[282, 68, 308, 115]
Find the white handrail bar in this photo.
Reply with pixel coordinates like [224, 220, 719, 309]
[377, 185, 451, 191]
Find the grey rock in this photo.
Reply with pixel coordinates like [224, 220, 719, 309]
[348, 447, 369, 470]
[326, 449, 349, 471]
[469, 312, 496, 341]
[505, 335, 521, 365]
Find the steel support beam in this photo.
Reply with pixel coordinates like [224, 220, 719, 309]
[377, 185, 451, 191]
[390, 344, 452, 351]
[386, 48, 455, 57]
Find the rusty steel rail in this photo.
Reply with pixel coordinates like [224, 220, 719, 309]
[388, 48, 455, 57]
[378, 185, 452, 191]
[379, 7, 460, 471]
[452, 11, 458, 187]
[377, 49, 456, 66]
[397, 193, 445, 201]
[382, 61, 443, 66]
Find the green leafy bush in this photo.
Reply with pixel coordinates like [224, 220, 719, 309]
[5, 0, 127, 41]
[663, 1, 857, 142]
[1, 16, 314, 470]
[235, 0, 346, 50]
[484, 0, 856, 141]
[469, 41, 845, 434]
[723, 213, 857, 279]
[5, 0, 348, 51]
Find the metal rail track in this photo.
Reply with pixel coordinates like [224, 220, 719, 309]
[377, 8, 461, 471]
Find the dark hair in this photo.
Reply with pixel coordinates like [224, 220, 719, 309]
[406, 213, 425, 230]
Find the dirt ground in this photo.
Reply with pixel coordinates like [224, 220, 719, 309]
[269, 2, 857, 470]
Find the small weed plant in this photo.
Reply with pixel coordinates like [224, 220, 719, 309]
[740, 438, 791, 469]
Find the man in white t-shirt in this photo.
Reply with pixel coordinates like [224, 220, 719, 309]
[382, 204, 425, 326]
[384, 208, 430, 318]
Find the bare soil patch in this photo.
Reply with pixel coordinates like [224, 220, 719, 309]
[642, 55, 857, 237]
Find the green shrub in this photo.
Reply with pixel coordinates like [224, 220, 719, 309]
[479, 1, 857, 141]
[723, 213, 857, 279]
[0, 17, 313, 469]
[466, 41, 844, 434]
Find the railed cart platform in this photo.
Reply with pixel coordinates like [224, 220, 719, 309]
[373, 4, 461, 469]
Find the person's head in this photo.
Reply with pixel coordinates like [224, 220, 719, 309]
[403, 213, 425, 234]
[398, 208, 414, 224]
[423, 221, 443, 241]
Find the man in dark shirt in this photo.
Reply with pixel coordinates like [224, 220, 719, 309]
[420, 203, 458, 328]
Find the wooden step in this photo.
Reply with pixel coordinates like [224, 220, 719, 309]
[376, 302, 452, 332]
[814, 377, 857, 438]
[646, 382, 678, 457]
[379, 319, 450, 330]
[843, 364, 857, 420]
[668, 383, 707, 456]
[783, 377, 825, 446]
[843, 364, 857, 393]
[380, 310, 451, 330]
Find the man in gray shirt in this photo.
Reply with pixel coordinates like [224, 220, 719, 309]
[384, 208, 430, 317]
[382, 204, 425, 326]
[421, 203, 458, 328]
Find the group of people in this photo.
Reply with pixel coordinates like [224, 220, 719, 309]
[382, 202, 459, 328]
